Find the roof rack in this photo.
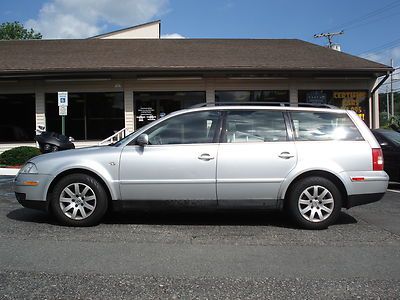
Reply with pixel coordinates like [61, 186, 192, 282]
[190, 102, 338, 109]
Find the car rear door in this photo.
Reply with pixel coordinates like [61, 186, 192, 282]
[216, 109, 297, 207]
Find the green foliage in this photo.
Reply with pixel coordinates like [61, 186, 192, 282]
[0, 21, 42, 40]
[0, 146, 41, 166]
[379, 91, 400, 128]
[388, 115, 400, 131]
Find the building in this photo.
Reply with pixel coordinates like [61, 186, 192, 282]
[0, 24, 392, 142]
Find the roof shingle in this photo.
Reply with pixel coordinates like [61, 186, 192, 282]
[0, 39, 391, 76]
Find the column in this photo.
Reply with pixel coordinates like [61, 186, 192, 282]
[124, 89, 134, 132]
[205, 79, 215, 103]
[289, 86, 298, 104]
[35, 90, 46, 130]
[372, 90, 380, 129]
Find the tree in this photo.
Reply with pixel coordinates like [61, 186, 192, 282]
[0, 21, 42, 40]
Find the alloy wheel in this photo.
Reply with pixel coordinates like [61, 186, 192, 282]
[59, 183, 97, 220]
[298, 185, 334, 223]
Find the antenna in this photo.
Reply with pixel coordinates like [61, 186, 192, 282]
[314, 30, 344, 49]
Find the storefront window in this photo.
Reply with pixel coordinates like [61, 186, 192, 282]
[215, 90, 289, 103]
[298, 90, 369, 124]
[45, 92, 124, 140]
[134, 91, 205, 129]
[0, 94, 35, 142]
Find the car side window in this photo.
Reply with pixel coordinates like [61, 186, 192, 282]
[290, 112, 364, 141]
[224, 110, 287, 143]
[145, 111, 220, 145]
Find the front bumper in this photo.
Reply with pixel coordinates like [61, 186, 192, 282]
[14, 173, 54, 211]
[15, 192, 48, 211]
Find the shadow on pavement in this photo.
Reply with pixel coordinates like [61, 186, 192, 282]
[7, 208, 57, 225]
[7, 207, 357, 228]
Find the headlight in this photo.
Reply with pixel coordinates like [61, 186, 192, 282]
[19, 162, 38, 174]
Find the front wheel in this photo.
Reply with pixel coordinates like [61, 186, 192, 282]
[51, 174, 108, 226]
[287, 177, 342, 230]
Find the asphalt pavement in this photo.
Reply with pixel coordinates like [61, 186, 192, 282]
[0, 176, 399, 299]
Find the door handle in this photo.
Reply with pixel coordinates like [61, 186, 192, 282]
[278, 152, 294, 159]
[198, 153, 215, 161]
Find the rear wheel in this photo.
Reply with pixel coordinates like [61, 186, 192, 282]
[287, 177, 342, 230]
[51, 173, 108, 226]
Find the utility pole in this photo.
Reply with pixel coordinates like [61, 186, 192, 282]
[387, 86, 390, 119]
[391, 59, 394, 116]
[314, 31, 344, 49]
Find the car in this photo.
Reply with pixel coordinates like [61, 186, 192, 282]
[372, 128, 400, 182]
[14, 104, 389, 229]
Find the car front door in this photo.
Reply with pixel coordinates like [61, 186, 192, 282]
[216, 109, 297, 207]
[119, 110, 221, 202]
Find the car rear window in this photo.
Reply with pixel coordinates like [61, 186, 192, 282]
[290, 112, 363, 141]
[380, 130, 400, 146]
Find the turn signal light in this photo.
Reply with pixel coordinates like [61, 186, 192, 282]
[372, 148, 384, 171]
[23, 181, 39, 186]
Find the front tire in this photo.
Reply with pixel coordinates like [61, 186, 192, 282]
[51, 173, 108, 226]
[287, 177, 342, 230]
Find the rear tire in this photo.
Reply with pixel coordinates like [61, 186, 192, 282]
[287, 176, 342, 230]
[51, 173, 108, 226]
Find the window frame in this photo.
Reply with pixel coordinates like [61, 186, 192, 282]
[288, 110, 364, 142]
[219, 109, 292, 144]
[129, 110, 224, 146]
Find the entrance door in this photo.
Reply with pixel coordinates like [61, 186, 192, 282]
[120, 110, 221, 201]
[216, 110, 297, 204]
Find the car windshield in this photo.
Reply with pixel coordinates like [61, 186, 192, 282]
[381, 130, 400, 146]
[112, 119, 160, 146]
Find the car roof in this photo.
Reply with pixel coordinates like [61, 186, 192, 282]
[176, 105, 347, 115]
[372, 128, 398, 134]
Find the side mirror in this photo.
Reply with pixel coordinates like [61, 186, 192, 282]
[136, 134, 149, 147]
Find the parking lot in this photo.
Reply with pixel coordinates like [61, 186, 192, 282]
[0, 176, 399, 299]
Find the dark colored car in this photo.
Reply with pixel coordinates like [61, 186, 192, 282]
[372, 129, 400, 182]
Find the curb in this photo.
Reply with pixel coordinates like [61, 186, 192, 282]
[0, 168, 19, 176]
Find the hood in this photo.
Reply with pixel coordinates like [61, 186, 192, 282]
[28, 145, 123, 175]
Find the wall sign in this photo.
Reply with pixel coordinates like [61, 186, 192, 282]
[136, 106, 156, 122]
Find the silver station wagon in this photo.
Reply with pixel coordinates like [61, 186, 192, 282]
[15, 104, 389, 229]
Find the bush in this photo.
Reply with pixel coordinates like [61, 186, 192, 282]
[0, 146, 41, 166]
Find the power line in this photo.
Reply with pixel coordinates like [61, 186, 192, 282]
[322, 0, 400, 32]
[381, 79, 400, 86]
[358, 38, 400, 56]
[361, 44, 400, 59]
[344, 10, 400, 31]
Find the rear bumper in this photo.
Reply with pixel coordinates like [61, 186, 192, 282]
[346, 192, 385, 209]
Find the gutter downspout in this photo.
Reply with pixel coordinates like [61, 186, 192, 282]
[371, 72, 390, 129]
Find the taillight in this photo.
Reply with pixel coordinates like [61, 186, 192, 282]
[372, 148, 384, 171]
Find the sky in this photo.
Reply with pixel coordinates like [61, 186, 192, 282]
[1, 0, 399, 71]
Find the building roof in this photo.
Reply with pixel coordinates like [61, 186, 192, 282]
[90, 20, 160, 39]
[0, 39, 392, 78]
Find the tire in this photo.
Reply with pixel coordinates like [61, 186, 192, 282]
[51, 173, 108, 226]
[287, 176, 342, 230]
